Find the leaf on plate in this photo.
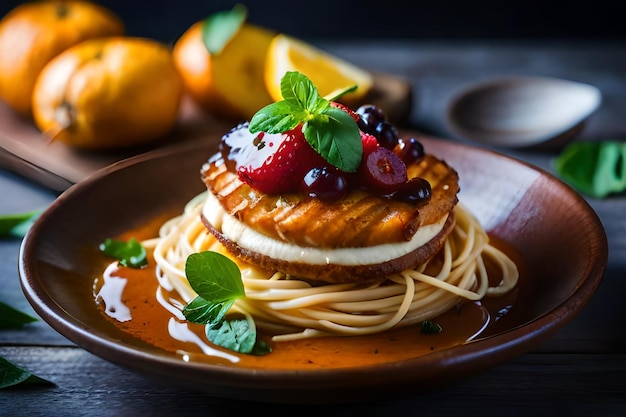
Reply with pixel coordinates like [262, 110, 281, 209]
[205, 315, 271, 355]
[99, 237, 148, 268]
[0, 357, 54, 389]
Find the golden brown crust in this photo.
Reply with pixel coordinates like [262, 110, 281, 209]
[202, 153, 459, 248]
[200, 211, 456, 284]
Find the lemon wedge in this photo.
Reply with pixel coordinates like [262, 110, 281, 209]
[265, 34, 373, 103]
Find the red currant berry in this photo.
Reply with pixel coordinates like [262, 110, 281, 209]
[360, 147, 408, 194]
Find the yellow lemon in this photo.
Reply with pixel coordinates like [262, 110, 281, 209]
[32, 37, 183, 150]
[265, 34, 373, 104]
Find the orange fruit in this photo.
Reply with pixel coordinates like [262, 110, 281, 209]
[265, 34, 373, 105]
[0, 0, 124, 117]
[173, 20, 275, 121]
[32, 37, 183, 149]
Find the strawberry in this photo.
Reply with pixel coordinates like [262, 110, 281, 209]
[237, 125, 327, 194]
[360, 131, 380, 160]
[330, 101, 360, 122]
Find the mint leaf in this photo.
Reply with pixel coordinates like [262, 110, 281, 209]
[280, 71, 322, 110]
[183, 252, 270, 355]
[183, 296, 233, 325]
[0, 357, 53, 389]
[201, 3, 247, 54]
[0, 210, 41, 238]
[249, 71, 362, 172]
[305, 106, 363, 171]
[0, 302, 37, 329]
[206, 316, 270, 355]
[248, 101, 304, 134]
[99, 238, 147, 268]
[554, 141, 626, 198]
[184, 252, 244, 302]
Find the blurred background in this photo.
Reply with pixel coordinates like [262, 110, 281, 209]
[1, 0, 624, 43]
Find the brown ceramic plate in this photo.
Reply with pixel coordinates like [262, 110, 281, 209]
[19, 133, 607, 404]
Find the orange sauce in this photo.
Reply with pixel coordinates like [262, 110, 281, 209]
[94, 218, 526, 370]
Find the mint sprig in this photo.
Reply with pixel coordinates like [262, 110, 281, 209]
[249, 71, 363, 173]
[183, 251, 270, 355]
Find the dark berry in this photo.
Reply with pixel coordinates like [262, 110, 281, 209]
[375, 121, 399, 149]
[360, 147, 408, 194]
[356, 104, 386, 132]
[393, 177, 432, 206]
[394, 137, 425, 165]
[302, 167, 349, 202]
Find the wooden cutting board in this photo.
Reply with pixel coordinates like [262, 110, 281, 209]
[0, 72, 412, 192]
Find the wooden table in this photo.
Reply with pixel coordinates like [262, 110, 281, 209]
[1, 40, 625, 415]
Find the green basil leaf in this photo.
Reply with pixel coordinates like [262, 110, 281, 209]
[184, 252, 244, 302]
[305, 107, 362, 172]
[99, 238, 147, 268]
[0, 302, 37, 329]
[280, 71, 321, 110]
[0, 210, 41, 238]
[249, 101, 304, 134]
[0, 357, 53, 389]
[183, 296, 233, 325]
[206, 316, 270, 355]
[201, 3, 247, 54]
[554, 141, 626, 198]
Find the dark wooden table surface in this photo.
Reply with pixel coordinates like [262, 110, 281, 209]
[1, 40, 625, 416]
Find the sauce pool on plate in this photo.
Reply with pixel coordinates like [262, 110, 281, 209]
[93, 216, 525, 370]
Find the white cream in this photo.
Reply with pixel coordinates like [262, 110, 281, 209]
[202, 191, 448, 266]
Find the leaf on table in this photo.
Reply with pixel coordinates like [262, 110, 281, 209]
[553, 141, 626, 198]
[0, 210, 41, 238]
[0, 357, 54, 389]
[0, 301, 38, 329]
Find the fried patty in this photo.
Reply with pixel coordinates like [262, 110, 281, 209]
[200, 152, 460, 283]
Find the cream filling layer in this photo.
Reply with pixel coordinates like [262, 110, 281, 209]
[202, 191, 448, 266]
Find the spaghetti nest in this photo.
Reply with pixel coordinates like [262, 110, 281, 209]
[145, 192, 519, 342]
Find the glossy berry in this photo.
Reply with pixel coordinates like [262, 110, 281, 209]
[223, 103, 431, 205]
[375, 121, 399, 149]
[360, 147, 408, 194]
[356, 105, 399, 149]
[356, 104, 386, 132]
[302, 167, 350, 202]
[393, 177, 432, 206]
[237, 126, 326, 194]
[394, 137, 425, 165]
